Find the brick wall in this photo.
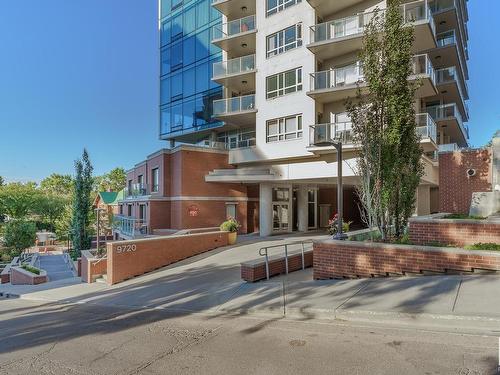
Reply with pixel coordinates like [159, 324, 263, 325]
[81, 250, 107, 283]
[241, 251, 313, 282]
[439, 149, 492, 214]
[106, 231, 228, 285]
[313, 240, 500, 280]
[409, 216, 500, 247]
[10, 267, 48, 285]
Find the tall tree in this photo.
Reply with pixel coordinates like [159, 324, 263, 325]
[70, 149, 94, 256]
[0, 182, 40, 219]
[97, 167, 127, 192]
[347, 0, 424, 239]
[40, 174, 74, 196]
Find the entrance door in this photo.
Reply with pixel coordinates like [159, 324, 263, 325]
[272, 204, 290, 232]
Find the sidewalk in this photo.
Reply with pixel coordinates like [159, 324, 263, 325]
[2, 235, 500, 333]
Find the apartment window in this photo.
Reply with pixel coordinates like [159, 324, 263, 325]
[127, 205, 132, 217]
[127, 179, 132, 192]
[226, 203, 237, 220]
[138, 175, 144, 186]
[266, 0, 302, 17]
[152, 168, 159, 192]
[267, 24, 302, 58]
[266, 68, 302, 99]
[266, 114, 302, 142]
[119, 205, 123, 215]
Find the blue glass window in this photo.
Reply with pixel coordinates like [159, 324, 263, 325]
[195, 29, 210, 60]
[171, 42, 182, 70]
[210, 4, 221, 21]
[161, 106, 172, 134]
[196, 0, 209, 28]
[161, 0, 171, 19]
[195, 96, 207, 126]
[183, 99, 196, 129]
[160, 78, 171, 104]
[171, 103, 183, 130]
[161, 48, 170, 75]
[172, 0, 183, 10]
[183, 36, 196, 67]
[171, 72, 183, 99]
[184, 6, 196, 35]
[195, 62, 209, 93]
[161, 20, 171, 47]
[183, 67, 196, 98]
[172, 13, 183, 38]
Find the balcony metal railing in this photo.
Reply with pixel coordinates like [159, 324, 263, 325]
[228, 138, 256, 149]
[435, 66, 469, 115]
[416, 113, 438, 143]
[212, 15, 256, 41]
[125, 183, 149, 198]
[309, 55, 433, 91]
[425, 103, 468, 140]
[196, 140, 229, 150]
[438, 143, 459, 152]
[436, 29, 468, 84]
[309, 0, 435, 44]
[213, 94, 256, 116]
[212, 54, 255, 79]
[430, 0, 457, 13]
[309, 122, 354, 146]
[114, 215, 148, 237]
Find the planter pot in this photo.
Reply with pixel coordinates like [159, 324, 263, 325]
[228, 232, 237, 245]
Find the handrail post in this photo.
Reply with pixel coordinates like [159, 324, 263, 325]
[265, 249, 270, 280]
[301, 243, 305, 270]
[284, 244, 289, 275]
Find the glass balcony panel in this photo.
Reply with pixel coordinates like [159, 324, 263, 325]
[212, 55, 255, 78]
[213, 95, 255, 115]
[212, 15, 256, 41]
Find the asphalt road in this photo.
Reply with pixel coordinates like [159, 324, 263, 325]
[0, 298, 498, 375]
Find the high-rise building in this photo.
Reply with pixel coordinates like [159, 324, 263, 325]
[115, 0, 470, 239]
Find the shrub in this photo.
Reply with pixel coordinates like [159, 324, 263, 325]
[21, 264, 41, 275]
[3, 220, 36, 257]
[220, 217, 240, 233]
[445, 214, 486, 220]
[328, 213, 352, 236]
[464, 243, 500, 251]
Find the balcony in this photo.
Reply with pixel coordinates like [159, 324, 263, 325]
[212, 54, 256, 92]
[212, 15, 256, 56]
[306, 0, 366, 18]
[307, 55, 436, 103]
[212, 94, 256, 125]
[114, 215, 148, 239]
[307, 0, 436, 61]
[429, 30, 469, 80]
[124, 183, 149, 198]
[425, 103, 468, 146]
[438, 143, 459, 152]
[307, 114, 437, 154]
[430, 0, 468, 57]
[434, 66, 469, 119]
[211, 0, 256, 19]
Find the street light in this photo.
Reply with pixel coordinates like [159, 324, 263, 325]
[94, 207, 106, 252]
[312, 125, 348, 240]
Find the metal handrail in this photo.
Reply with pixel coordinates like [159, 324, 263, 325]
[258, 240, 313, 280]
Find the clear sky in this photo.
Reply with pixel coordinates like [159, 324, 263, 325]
[0, 0, 498, 183]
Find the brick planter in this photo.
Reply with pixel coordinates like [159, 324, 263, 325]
[10, 267, 48, 285]
[409, 214, 500, 247]
[313, 240, 500, 280]
[241, 251, 313, 282]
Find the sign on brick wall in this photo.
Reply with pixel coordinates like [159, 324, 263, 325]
[188, 205, 199, 217]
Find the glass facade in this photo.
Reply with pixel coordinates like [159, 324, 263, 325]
[160, 0, 223, 139]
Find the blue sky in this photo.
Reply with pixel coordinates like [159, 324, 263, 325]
[0, 0, 498, 183]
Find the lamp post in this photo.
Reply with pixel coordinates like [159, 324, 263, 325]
[94, 208, 106, 252]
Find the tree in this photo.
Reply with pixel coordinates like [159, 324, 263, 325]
[346, 0, 424, 240]
[70, 149, 94, 256]
[40, 174, 74, 197]
[97, 167, 127, 193]
[3, 220, 36, 256]
[33, 193, 69, 232]
[486, 129, 500, 147]
[0, 176, 4, 186]
[0, 182, 40, 219]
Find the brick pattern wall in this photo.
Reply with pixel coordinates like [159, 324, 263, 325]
[106, 231, 228, 285]
[313, 240, 500, 280]
[10, 267, 47, 285]
[81, 251, 107, 283]
[439, 149, 492, 214]
[409, 218, 500, 247]
[241, 251, 313, 282]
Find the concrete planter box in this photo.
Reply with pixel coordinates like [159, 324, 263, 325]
[10, 266, 48, 285]
[313, 239, 500, 280]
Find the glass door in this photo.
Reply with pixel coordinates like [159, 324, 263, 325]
[272, 204, 290, 232]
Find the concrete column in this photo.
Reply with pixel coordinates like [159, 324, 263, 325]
[259, 183, 273, 237]
[416, 185, 431, 216]
[297, 186, 309, 232]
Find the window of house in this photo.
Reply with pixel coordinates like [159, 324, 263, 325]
[266, 0, 302, 17]
[127, 205, 132, 217]
[127, 179, 132, 193]
[139, 205, 146, 221]
[138, 175, 144, 186]
[152, 168, 159, 192]
[266, 68, 302, 99]
[119, 205, 123, 215]
[266, 24, 302, 58]
[266, 114, 302, 142]
[226, 203, 237, 220]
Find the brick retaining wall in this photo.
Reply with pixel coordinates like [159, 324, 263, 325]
[106, 231, 228, 285]
[81, 250, 107, 284]
[10, 267, 48, 285]
[409, 215, 500, 247]
[313, 240, 500, 279]
[241, 251, 313, 282]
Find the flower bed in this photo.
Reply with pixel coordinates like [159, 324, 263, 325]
[10, 266, 47, 285]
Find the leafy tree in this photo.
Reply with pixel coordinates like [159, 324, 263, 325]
[70, 149, 94, 256]
[40, 174, 74, 196]
[33, 193, 69, 232]
[347, 0, 423, 240]
[97, 167, 126, 193]
[0, 182, 40, 219]
[3, 219, 36, 256]
[486, 129, 500, 147]
[0, 176, 4, 186]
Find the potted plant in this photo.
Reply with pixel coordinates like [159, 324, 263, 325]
[328, 213, 352, 236]
[220, 217, 240, 245]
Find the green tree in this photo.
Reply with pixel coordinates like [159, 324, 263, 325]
[33, 193, 69, 232]
[40, 174, 74, 196]
[97, 167, 126, 193]
[0, 176, 4, 186]
[347, 0, 423, 239]
[3, 219, 36, 256]
[70, 149, 94, 256]
[0, 182, 40, 219]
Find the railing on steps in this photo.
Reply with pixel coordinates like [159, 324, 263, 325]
[258, 240, 314, 281]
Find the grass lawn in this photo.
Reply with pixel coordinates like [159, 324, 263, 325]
[464, 243, 500, 251]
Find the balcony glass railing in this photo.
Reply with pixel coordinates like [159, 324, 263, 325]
[438, 143, 459, 152]
[213, 94, 256, 116]
[425, 103, 468, 140]
[114, 215, 148, 237]
[309, 122, 354, 146]
[310, 0, 435, 44]
[416, 113, 438, 143]
[212, 15, 255, 41]
[436, 30, 468, 86]
[435, 66, 469, 115]
[429, 0, 457, 13]
[212, 54, 255, 78]
[310, 55, 433, 91]
[125, 183, 149, 198]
